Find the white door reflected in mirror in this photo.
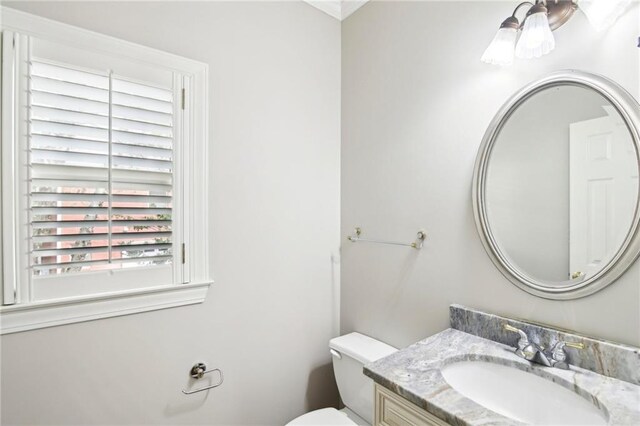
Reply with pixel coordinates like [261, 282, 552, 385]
[569, 108, 638, 281]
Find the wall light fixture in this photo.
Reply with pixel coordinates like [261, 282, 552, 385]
[482, 0, 633, 66]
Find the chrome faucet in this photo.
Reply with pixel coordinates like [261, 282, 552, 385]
[503, 323, 584, 370]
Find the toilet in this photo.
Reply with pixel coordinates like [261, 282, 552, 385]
[287, 332, 397, 425]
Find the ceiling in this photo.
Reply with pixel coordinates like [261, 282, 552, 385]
[303, 0, 369, 21]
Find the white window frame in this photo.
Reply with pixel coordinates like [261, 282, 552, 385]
[0, 7, 212, 334]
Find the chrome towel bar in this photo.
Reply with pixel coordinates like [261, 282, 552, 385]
[182, 362, 224, 395]
[347, 227, 426, 250]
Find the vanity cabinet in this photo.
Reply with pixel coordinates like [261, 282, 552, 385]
[374, 385, 450, 426]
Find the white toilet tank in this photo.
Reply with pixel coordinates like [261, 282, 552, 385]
[329, 333, 397, 424]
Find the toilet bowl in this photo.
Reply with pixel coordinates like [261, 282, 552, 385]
[287, 333, 397, 426]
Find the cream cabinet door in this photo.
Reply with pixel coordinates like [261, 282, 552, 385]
[374, 385, 450, 426]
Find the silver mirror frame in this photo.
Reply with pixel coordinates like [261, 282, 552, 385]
[473, 70, 640, 300]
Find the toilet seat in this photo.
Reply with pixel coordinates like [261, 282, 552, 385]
[286, 407, 368, 426]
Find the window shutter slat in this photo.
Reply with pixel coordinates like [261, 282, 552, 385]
[32, 135, 108, 156]
[31, 76, 108, 102]
[34, 233, 110, 245]
[32, 192, 110, 202]
[32, 255, 173, 272]
[112, 131, 172, 150]
[32, 105, 109, 128]
[113, 156, 172, 173]
[31, 61, 109, 88]
[31, 120, 109, 141]
[113, 143, 171, 161]
[32, 220, 170, 229]
[112, 91, 172, 114]
[31, 150, 109, 168]
[34, 246, 111, 257]
[34, 231, 171, 244]
[32, 178, 108, 189]
[111, 194, 171, 204]
[28, 60, 174, 276]
[112, 78, 172, 102]
[32, 91, 109, 116]
[113, 118, 172, 138]
[33, 207, 109, 215]
[113, 105, 172, 127]
[31, 164, 109, 181]
[112, 169, 172, 185]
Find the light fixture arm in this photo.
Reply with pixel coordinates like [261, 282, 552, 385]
[511, 1, 534, 18]
[514, 0, 578, 31]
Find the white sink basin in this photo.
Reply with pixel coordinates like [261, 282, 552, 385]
[441, 361, 607, 425]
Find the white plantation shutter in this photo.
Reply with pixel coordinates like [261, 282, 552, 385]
[2, 17, 209, 331]
[29, 60, 175, 276]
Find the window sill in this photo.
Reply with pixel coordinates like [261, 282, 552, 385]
[0, 281, 212, 334]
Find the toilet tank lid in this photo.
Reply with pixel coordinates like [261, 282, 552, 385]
[329, 332, 397, 365]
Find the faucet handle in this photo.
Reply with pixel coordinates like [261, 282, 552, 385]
[503, 323, 530, 354]
[550, 340, 585, 355]
[503, 323, 528, 342]
[503, 323, 521, 333]
[564, 341, 585, 350]
[549, 340, 585, 369]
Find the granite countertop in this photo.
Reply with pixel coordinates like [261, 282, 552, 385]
[364, 328, 640, 426]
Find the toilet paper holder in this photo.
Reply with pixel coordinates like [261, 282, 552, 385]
[182, 362, 224, 395]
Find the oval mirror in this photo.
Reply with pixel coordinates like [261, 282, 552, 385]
[473, 71, 640, 299]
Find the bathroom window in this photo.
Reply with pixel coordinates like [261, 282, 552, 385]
[0, 9, 211, 333]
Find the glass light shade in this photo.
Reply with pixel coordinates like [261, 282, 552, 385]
[580, 0, 633, 32]
[481, 27, 518, 66]
[515, 11, 555, 59]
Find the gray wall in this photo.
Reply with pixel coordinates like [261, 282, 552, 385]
[341, 1, 640, 349]
[1, 2, 341, 425]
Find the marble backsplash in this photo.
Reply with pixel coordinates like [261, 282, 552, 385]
[450, 304, 640, 385]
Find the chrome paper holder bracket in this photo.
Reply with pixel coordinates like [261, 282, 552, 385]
[347, 227, 426, 250]
[182, 363, 224, 395]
